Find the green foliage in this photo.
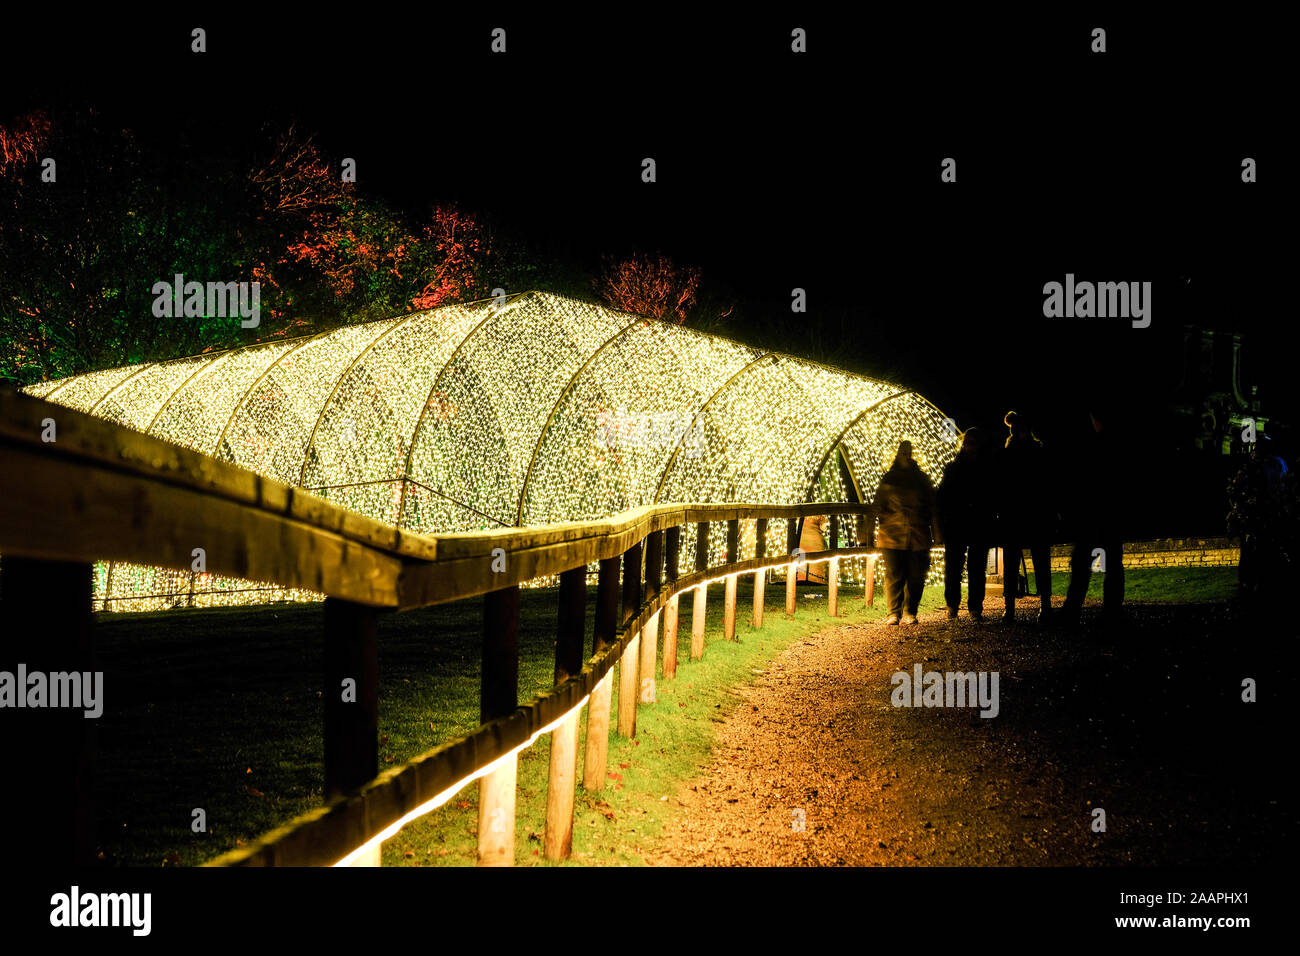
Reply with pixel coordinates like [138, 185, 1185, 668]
[0, 119, 515, 387]
[0, 112, 285, 383]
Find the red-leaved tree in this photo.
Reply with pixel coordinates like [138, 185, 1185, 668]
[0, 110, 51, 177]
[410, 205, 486, 310]
[596, 253, 701, 324]
[248, 131, 488, 321]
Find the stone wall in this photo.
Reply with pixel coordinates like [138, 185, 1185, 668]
[1032, 537, 1240, 573]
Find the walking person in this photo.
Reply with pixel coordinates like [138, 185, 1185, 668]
[797, 513, 829, 585]
[869, 440, 942, 625]
[1228, 432, 1290, 604]
[1061, 405, 1126, 623]
[997, 411, 1055, 623]
[938, 426, 994, 621]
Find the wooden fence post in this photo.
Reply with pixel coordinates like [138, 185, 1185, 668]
[0, 557, 96, 867]
[752, 517, 767, 628]
[828, 556, 840, 617]
[618, 630, 640, 738]
[786, 554, 798, 617]
[663, 526, 680, 678]
[618, 540, 643, 737]
[639, 610, 659, 704]
[830, 513, 842, 615]
[481, 586, 520, 723]
[696, 520, 710, 573]
[641, 533, 661, 699]
[723, 519, 739, 640]
[554, 566, 585, 684]
[665, 526, 681, 585]
[662, 594, 679, 678]
[786, 516, 802, 616]
[583, 669, 614, 791]
[692, 521, 709, 659]
[479, 756, 517, 868]
[584, 556, 619, 792]
[324, 598, 379, 799]
[621, 540, 643, 625]
[645, 530, 662, 604]
[724, 575, 738, 639]
[544, 708, 580, 861]
[323, 597, 380, 865]
[691, 587, 707, 659]
[864, 505, 877, 608]
[479, 585, 519, 866]
[544, 566, 585, 859]
[595, 556, 620, 651]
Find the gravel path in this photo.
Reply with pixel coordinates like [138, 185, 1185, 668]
[641, 599, 1283, 866]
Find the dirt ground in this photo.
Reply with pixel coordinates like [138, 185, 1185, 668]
[641, 597, 1287, 866]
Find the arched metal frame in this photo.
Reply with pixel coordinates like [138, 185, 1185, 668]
[801, 387, 912, 502]
[395, 296, 508, 528]
[295, 311, 427, 488]
[514, 316, 644, 525]
[650, 351, 776, 503]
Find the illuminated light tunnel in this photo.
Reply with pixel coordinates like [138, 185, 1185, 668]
[22, 292, 958, 610]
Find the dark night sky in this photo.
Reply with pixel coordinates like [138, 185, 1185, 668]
[3, 11, 1289, 437]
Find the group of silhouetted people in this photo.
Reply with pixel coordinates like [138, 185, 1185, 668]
[868, 408, 1125, 626]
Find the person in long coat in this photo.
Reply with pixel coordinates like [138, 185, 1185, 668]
[1061, 405, 1127, 622]
[938, 426, 995, 621]
[870, 440, 942, 625]
[997, 411, 1055, 623]
[797, 513, 829, 585]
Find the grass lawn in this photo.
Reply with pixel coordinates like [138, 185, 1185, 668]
[1027, 565, 1237, 604]
[88, 564, 1236, 866]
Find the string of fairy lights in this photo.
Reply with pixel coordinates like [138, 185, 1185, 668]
[21, 292, 958, 611]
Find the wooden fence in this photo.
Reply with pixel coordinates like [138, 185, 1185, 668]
[0, 388, 877, 867]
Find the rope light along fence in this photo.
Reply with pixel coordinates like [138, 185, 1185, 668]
[230, 508, 879, 868]
[0, 388, 881, 868]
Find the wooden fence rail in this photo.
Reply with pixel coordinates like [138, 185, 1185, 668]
[0, 388, 877, 867]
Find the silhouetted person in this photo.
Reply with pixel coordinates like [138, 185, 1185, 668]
[797, 513, 829, 585]
[870, 440, 942, 626]
[1061, 406, 1125, 622]
[1229, 435, 1289, 600]
[938, 426, 994, 621]
[997, 411, 1054, 623]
